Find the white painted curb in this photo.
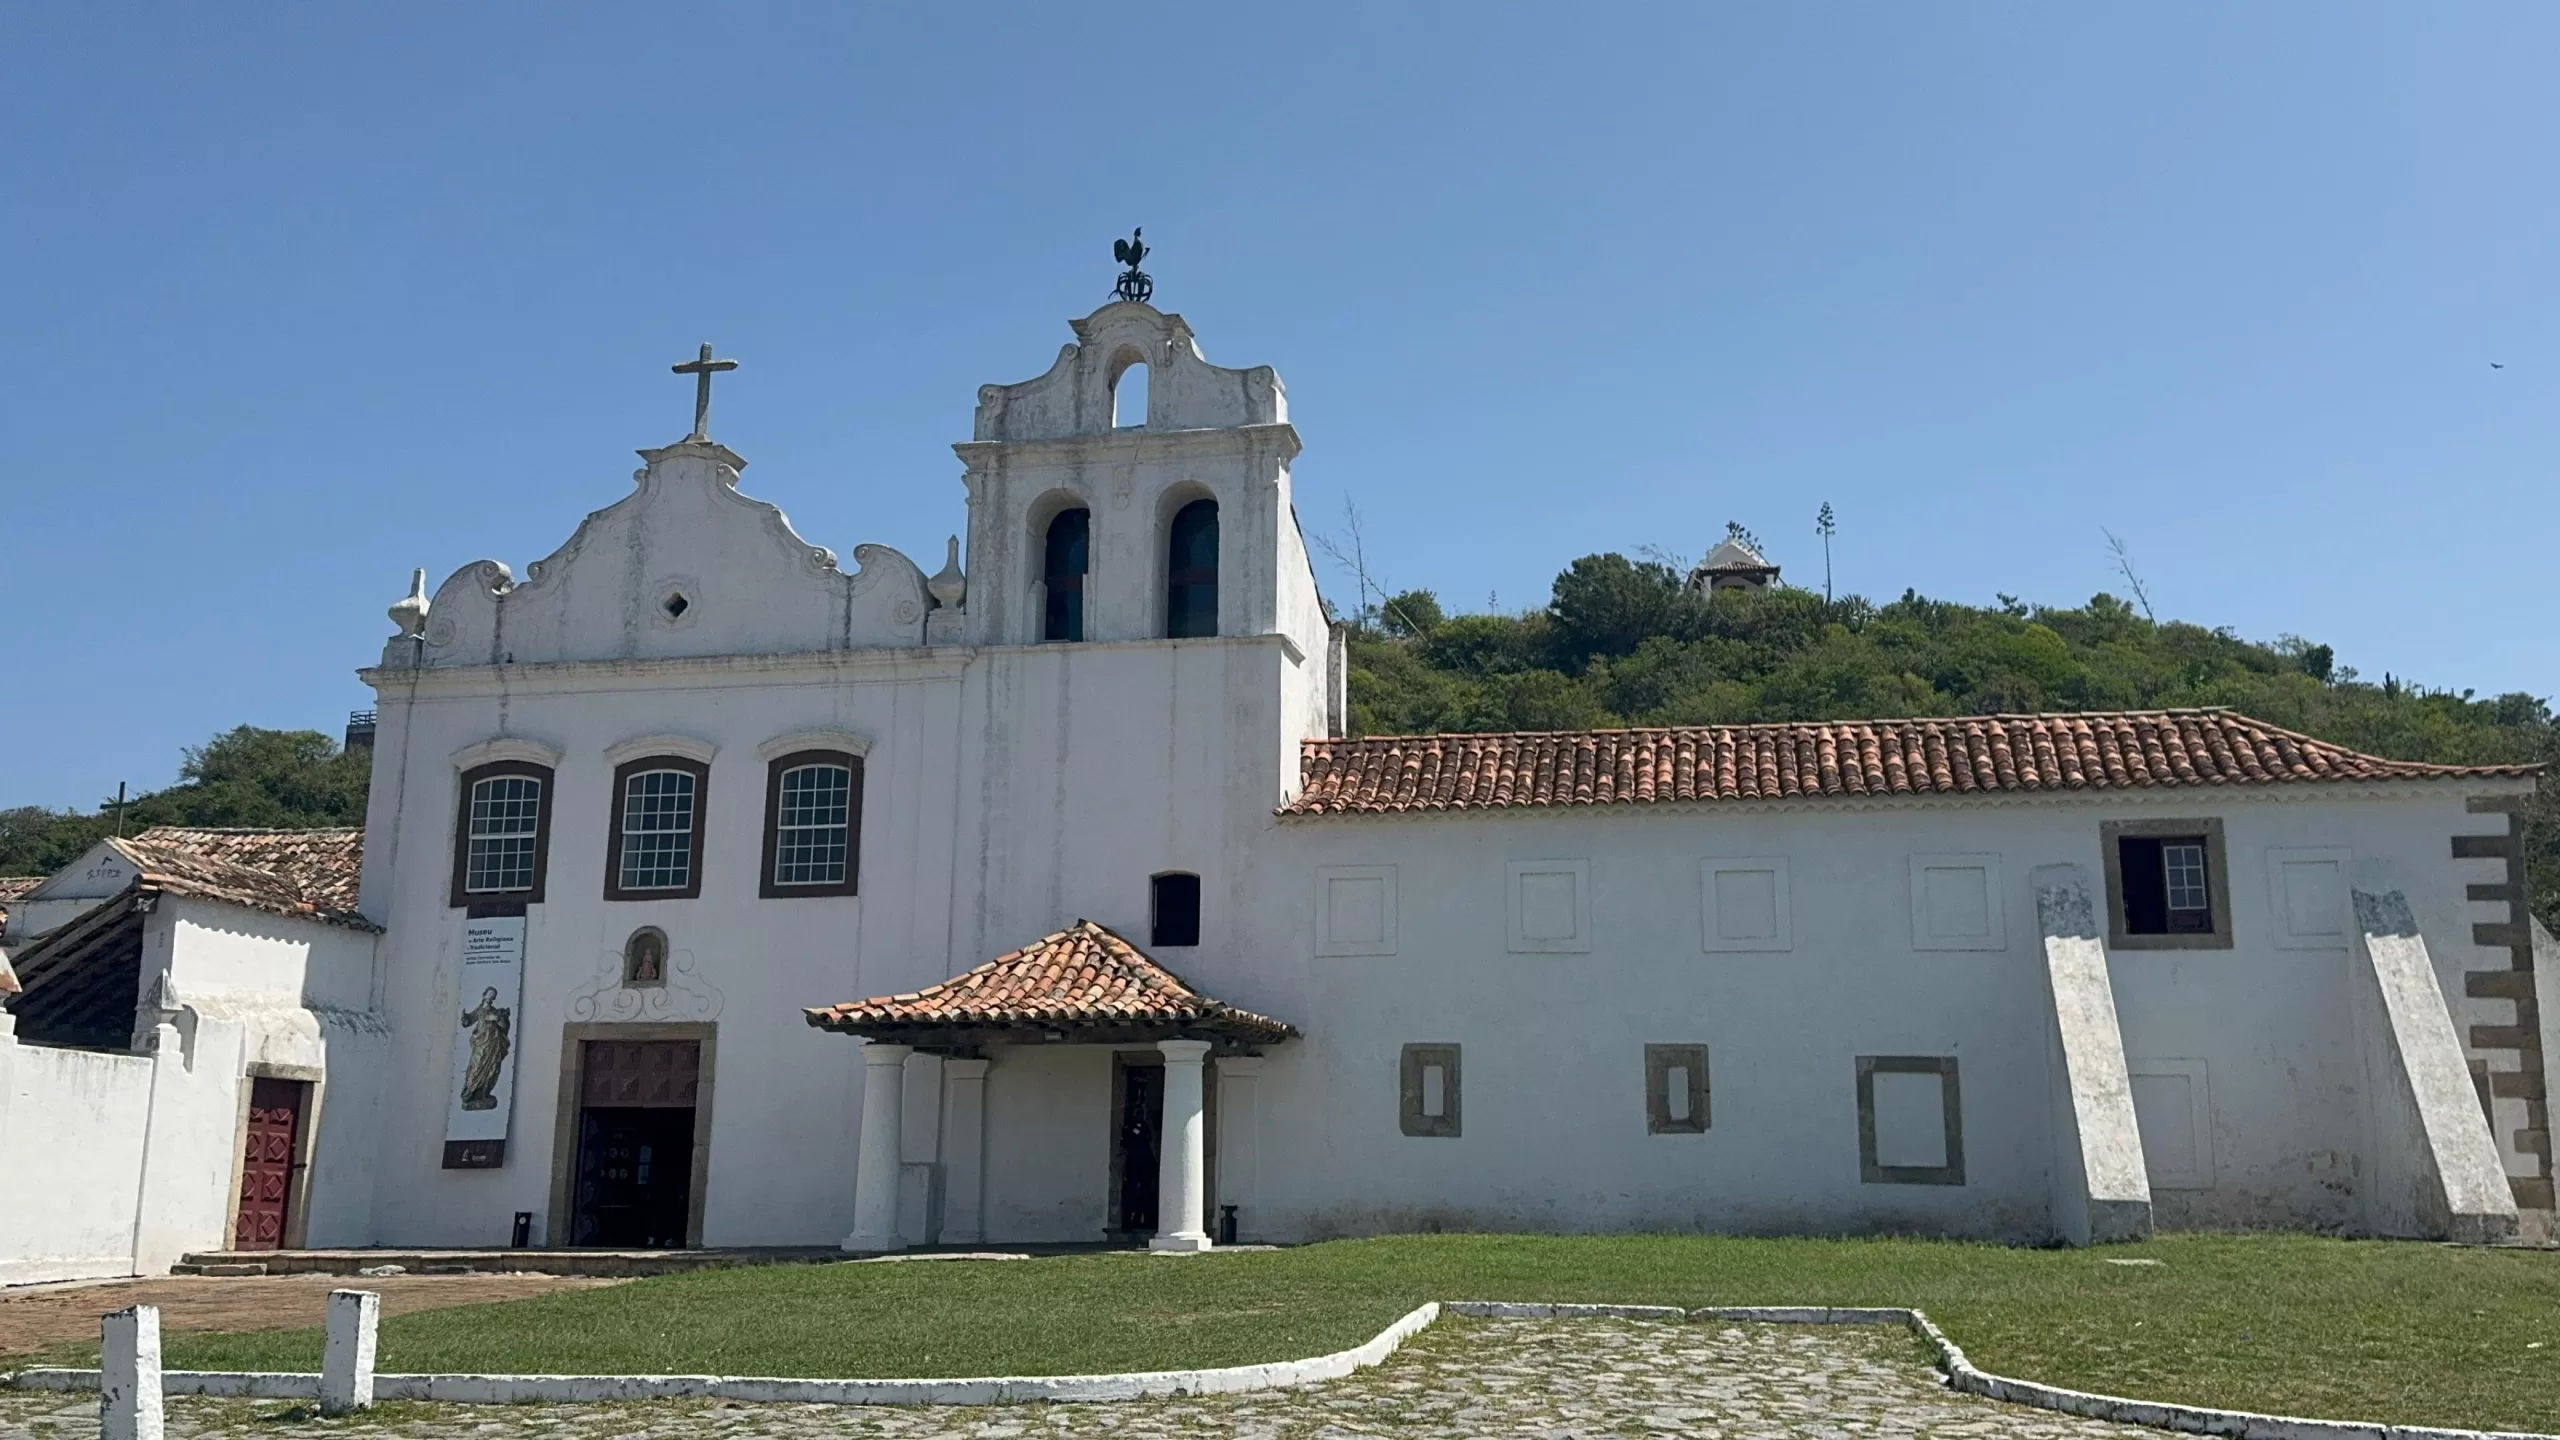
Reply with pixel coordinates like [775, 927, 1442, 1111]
[1, 1301, 1439, 1407]
[7, 1298, 2551, 1437]
[1689, 1305, 2557, 1440]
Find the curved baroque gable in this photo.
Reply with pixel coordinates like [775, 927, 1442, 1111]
[972, 301, 1287, 442]
[414, 441, 930, 667]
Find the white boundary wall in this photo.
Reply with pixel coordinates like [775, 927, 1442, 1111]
[0, 1013, 153, 1283]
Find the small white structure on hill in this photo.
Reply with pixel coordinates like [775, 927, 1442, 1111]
[4, 292, 2550, 1282]
[1688, 526, 1781, 593]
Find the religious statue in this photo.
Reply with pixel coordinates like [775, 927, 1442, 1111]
[457, 986, 513, 1110]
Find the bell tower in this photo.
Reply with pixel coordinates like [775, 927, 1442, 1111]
[952, 300, 1321, 658]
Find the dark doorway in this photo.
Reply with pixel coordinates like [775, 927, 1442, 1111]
[232, 1077, 307, 1251]
[571, 1107, 695, 1247]
[570, 1038, 700, 1247]
[1113, 1060, 1164, 1237]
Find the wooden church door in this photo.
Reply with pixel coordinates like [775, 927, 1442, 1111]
[232, 1078, 307, 1250]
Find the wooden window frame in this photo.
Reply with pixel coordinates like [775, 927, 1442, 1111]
[602, 756, 710, 902]
[759, 750, 864, 899]
[449, 759, 554, 908]
[2101, 816, 2233, 950]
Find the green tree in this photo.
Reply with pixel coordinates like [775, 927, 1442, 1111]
[0, 727, 368, 876]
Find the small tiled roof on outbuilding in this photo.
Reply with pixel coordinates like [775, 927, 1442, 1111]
[1285, 708, 2542, 816]
[4, 827, 372, 1049]
[109, 827, 372, 930]
[3, 892, 146, 1048]
[806, 920, 1296, 1048]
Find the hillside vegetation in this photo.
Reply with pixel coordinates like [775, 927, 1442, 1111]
[1342, 553, 2554, 926]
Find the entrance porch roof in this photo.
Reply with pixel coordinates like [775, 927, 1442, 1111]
[803, 919, 1297, 1051]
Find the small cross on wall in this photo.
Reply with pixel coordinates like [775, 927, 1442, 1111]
[671, 343, 739, 442]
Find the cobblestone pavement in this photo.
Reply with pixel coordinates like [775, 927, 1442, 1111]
[0, 1317, 2164, 1438]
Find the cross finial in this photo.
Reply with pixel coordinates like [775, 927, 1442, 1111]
[670, 343, 739, 442]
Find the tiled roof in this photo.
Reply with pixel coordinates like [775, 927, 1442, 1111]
[0, 876, 40, 951]
[1286, 708, 2542, 816]
[806, 920, 1296, 1043]
[111, 827, 373, 930]
[2, 895, 145, 1046]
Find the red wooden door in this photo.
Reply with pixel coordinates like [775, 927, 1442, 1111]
[233, 1078, 305, 1251]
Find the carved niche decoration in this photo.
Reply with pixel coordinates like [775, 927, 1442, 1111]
[568, 934, 725, 1024]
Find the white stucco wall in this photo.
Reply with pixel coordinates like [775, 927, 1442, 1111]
[0, 1029, 151, 1282]
[0, 895, 387, 1283]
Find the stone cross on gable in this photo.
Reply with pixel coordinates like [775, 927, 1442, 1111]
[671, 343, 739, 442]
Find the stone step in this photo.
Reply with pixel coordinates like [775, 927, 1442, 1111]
[168, 1261, 268, 1277]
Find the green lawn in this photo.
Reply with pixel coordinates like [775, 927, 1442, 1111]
[69, 1234, 2560, 1433]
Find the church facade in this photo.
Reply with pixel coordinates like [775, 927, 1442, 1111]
[328, 299, 2550, 1253]
[13, 297, 2537, 1276]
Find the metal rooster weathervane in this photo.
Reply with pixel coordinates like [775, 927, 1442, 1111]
[1112, 228, 1153, 304]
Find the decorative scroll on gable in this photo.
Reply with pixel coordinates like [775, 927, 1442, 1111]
[972, 301, 1287, 442]
[395, 440, 933, 668]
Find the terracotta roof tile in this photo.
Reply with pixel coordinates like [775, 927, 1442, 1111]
[112, 827, 373, 930]
[1285, 709, 2540, 816]
[806, 920, 1295, 1043]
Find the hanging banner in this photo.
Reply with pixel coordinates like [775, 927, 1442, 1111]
[443, 913, 527, 1169]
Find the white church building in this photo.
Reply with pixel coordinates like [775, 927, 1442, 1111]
[4, 295, 2553, 1275]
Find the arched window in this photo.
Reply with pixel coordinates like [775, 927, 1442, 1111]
[1152, 872, 1201, 948]
[760, 751, 863, 898]
[1043, 507, 1090, 642]
[1166, 498, 1218, 639]
[450, 760, 552, 906]
[1112, 361, 1148, 428]
[603, 756, 709, 900]
[623, 928, 668, 988]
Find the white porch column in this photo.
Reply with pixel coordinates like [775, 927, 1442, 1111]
[1151, 1040, 1213, 1252]
[939, 1058, 991, 1245]
[844, 1042, 911, 1253]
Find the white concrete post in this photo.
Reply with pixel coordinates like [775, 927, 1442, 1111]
[939, 1057, 991, 1244]
[128, 1021, 187, 1277]
[320, 1288, 380, 1414]
[1151, 1040, 1213, 1252]
[100, 1305, 163, 1440]
[843, 1041, 911, 1253]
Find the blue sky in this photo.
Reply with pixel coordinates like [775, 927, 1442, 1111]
[3, 5, 2553, 810]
